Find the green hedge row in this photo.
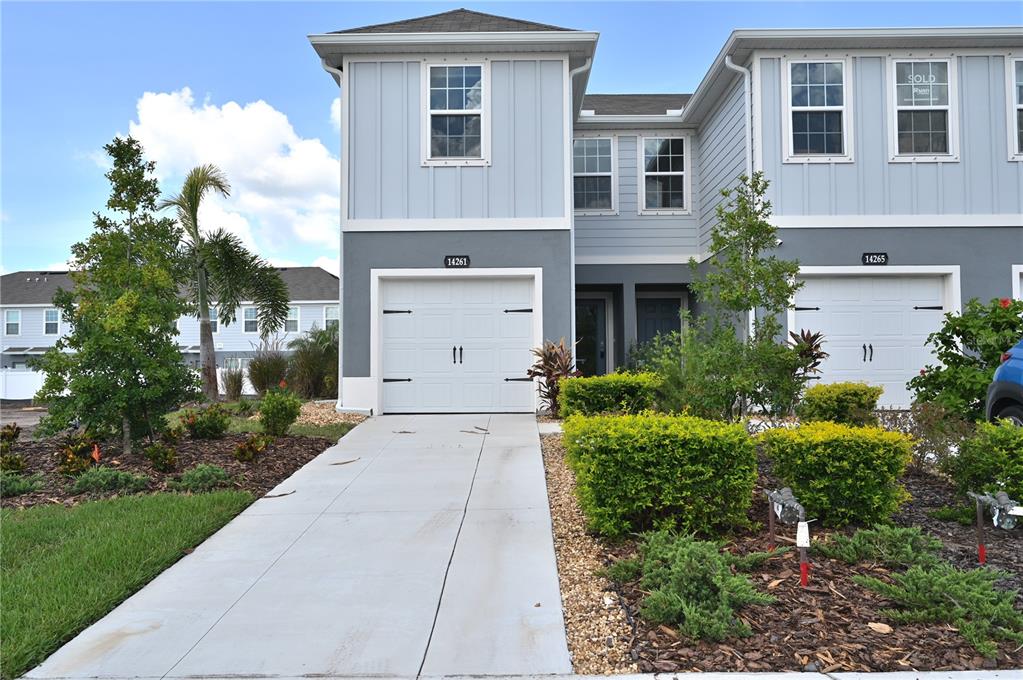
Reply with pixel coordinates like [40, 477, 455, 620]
[562, 413, 755, 538]
[796, 382, 884, 426]
[559, 372, 661, 417]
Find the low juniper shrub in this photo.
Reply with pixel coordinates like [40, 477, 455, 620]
[814, 525, 942, 569]
[169, 464, 230, 493]
[144, 442, 177, 472]
[71, 467, 150, 495]
[258, 387, 302, 437]
[0, 471, 44, 497]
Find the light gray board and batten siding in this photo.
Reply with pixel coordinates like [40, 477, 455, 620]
[696, 75, 748, 253]
[573, 134, 701, 261]
[340, 230, 572, 377]
[759, 54, 1023, 217]
[347, 58, 567, 221]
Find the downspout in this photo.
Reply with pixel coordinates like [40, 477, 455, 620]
[566, 58, 592, 369]
[321, 58, 346, 413]
[723, 55, 755, 341]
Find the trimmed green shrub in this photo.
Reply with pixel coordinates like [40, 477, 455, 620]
[0, 472, 44, 497]
[562, 413, 756, 538]
[258, 388, 302, 437]
[71, 467, 150, 495]
[181, 404, 230, 440]
[814, 525, 942, 569]
[606, 531, 775, 641]
[761, 422, 912, 526]
[796, 382, 884, 426]
[559, 372, 661, 417]
[223, 368, 244, 401]
[855, 564, 1023, 657]
[234, 434, 274, 462]
[941, 419, 1023, 501]
[169, 464, 230, 493]
[143, 442, 176, 472]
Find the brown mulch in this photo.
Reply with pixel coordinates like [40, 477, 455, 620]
[2, 433, 335, 509]
[541, 433, 1023, 674]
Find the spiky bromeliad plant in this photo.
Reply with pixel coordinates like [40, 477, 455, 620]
[526, 338, 580, 415]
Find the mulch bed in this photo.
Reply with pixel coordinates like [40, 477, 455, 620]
[542, 433, 1023, 674]
[2, 433, 334, 509]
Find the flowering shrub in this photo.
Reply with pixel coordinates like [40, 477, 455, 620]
[908, 297, 1023, 420]
[258, 387, 302, 436]
[181, 404, 230, 439]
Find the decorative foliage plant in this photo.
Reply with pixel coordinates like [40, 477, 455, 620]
[223, 368, 244, 402]
[180, 404, 230, 440]
[258, 387, 302, 436]
[144, 442, 177, 472]
[287, 324, 339, 398]
[248, 340, 290, 395]
[234, 434, 274, 462]
[1, 423, 22, 455]
[526, 338, 580, 415]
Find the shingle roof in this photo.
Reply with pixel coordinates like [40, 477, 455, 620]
[0, 267, 339, 305]
[582, 94, 691, 116]
[331, 8, 573, 34]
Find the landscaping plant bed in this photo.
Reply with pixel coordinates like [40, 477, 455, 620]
[541, 433, 1023, 674]
[2, 433, 334, 509]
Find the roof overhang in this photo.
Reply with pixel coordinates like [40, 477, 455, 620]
[681, 26, 1023, 125]
[574, 114, 695, 131]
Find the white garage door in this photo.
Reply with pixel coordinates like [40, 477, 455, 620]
[793, 275, 946, 408]
[380, 277, 536, 413]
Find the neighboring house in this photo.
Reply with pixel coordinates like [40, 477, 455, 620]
[310, 8, 1023, 413]
[0, 267, 339, 399]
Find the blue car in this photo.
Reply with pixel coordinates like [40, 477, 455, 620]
[986, 337, 1023, 425]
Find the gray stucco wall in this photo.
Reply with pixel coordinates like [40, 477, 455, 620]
[342, 230, 572, 376]
[777, 226, 1023, 303]
[759, 54, 1023, 216]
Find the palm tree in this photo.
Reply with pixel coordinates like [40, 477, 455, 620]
[159, 165, 289, 400]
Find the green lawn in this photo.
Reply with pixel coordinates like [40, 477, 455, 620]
[1, 492, 252, 679]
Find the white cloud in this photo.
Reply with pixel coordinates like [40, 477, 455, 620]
[312, 256, 340, 276]
[330, 97, 341, 131]
[125, 87, 340, 256]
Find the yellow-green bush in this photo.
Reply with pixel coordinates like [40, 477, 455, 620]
[796, 382, 884, 426]
[761, 422, 912, 526]
[559, 372, 661, 417]
[941, 419, 1023, 501]
[562, 413, 755, 538]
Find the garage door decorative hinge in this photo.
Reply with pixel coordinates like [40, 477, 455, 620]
[503, 308, 532, 313]
[383, 309, 413, 314]
[794, 306, 821, 311]
[913, 305, 943, 311]
[383, 378, 412, 383]
[504, 377, 533, 382]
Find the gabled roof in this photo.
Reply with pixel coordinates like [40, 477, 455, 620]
[582, 94, 691, 116]
[331, 8, 572, 34]
[0, 267, 339, 305]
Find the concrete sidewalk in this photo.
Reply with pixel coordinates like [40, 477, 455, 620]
[28, 414, 570, 679]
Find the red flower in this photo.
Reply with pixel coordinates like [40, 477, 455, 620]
[919, 368, 926, 375]
[278, 379, 288, 389]
[999, 298, 1011, 309]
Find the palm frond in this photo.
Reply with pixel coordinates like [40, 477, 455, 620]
[157, 164, 231, 242]
[200, 228, 288, 334]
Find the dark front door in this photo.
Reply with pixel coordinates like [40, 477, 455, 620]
[575, 299, 607, 376]
[637, 297, 681, 345]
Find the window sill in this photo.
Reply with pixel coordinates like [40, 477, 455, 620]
[888, 154, 960, 163]
[422, 158, 491, 168]
[784, 155, 854, 164]
[574, 210, 619, 217]
[638, 209, 692, 217]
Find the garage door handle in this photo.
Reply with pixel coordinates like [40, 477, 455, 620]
[453, 346, 457, 364]
[459, 346, 463, 364]
[862, 344, 867, 362]
[869, 344, 873, 362]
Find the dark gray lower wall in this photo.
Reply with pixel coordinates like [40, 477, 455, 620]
[777, 226, 1023, 303]
[342, 230, 572, 377]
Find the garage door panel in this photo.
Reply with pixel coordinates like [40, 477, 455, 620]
[868, 310, 906, 337]
[462, 313, 496, 338]
[382, 315, 417, 338]
[825, 311, 864, 338]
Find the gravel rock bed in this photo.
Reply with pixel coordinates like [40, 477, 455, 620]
[540, 433, 637, 674]
[298, 401, 368, 426]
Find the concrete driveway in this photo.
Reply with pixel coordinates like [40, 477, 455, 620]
[29, 414, 570, 679]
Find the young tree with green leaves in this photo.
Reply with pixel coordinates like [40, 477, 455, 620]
[158, 165, 289, 401]
[33, 137, 198, 452]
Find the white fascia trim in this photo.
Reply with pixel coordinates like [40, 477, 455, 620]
[636, 132, 694, 216]
[572, 134, 619, 216]
[575, 254, 699, 265]
[1013, 264, 1023, 300]
[787, 264, 962, 332]
[309, 31, 600, 49]
[343, 217, 571, 232]
[885, 54, 961, 164]
[780, 54, 855, 164]
[368, 267, 544, 414]
[1006, 55, 1023, 161]
[773, 214, 1023, 228]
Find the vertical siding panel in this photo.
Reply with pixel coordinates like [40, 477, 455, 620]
[406, 62, 430, 218]
[540, 60, 565, 218]
[488, 60, 511, 218]
[379, 62, 405, 219]
[513, 60, 538, 217]
[350, 62, 380, 219]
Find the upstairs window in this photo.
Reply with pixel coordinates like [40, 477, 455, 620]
[243, 307, 258, 334]
[285, 307, 299, 333]
[44, 309, 59, 335]
[4, 310, 20, 336]
[573, 138, 614, 212]
[788, 61, 847, 158]
[208, 307, 218, 334]
[890, 58, 958, 161]
[640, 137, 688, 213]
[324, 305, 339, 330]
[1011, 58, 1023, 158]
[428, 64, 483, 161]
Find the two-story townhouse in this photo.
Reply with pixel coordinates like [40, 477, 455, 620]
[311, 9, 1023, 414]
[0, 267, 340, 399]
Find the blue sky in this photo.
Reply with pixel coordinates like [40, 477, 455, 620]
[3, 1, 1021, 275]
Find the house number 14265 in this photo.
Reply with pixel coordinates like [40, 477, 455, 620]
[861, 252, 889, 265]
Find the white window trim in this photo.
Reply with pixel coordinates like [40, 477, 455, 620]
[637, 133, 692, 216]
[208, 306, 220, 335]
[421, 58, 491, 167]
[285, 306, 300, 334]
[242, 306, 259, 335]
[1007, 55, 1023, 161]
[886, 55, 961, 163]
[43, 308, 60, 336]
[324, 305, 340, 329]
[4, 309, 20, 336]
[1012, 264, 1023, 300]
[781, 56, 854, 164]
[572, 136, 618, 216]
